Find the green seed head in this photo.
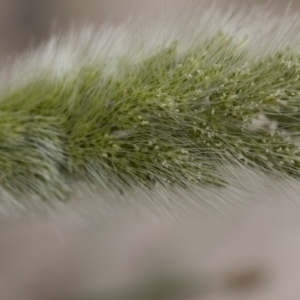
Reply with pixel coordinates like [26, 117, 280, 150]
[0, 1, 300, 209]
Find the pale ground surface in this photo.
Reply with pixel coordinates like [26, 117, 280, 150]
[1, 0, 300, 299]
[1, 194, 300, 299]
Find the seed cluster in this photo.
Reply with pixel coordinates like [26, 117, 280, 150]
[1, 32, 300, 202]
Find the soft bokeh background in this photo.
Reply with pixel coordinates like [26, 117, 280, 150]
[0, 0, 300, 62]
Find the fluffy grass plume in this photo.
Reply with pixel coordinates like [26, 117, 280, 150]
[1, 1, 300, 212]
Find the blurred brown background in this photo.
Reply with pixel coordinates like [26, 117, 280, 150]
[0, 0, 300, 63]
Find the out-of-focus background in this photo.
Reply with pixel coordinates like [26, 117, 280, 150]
[0, 0, 300, 62]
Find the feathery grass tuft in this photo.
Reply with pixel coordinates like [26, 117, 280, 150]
[1, 5, 300, 206]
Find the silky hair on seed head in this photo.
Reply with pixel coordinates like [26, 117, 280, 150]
[0, 1, 300, 215]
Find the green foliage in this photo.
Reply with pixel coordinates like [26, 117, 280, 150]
[1, 32, 300, 202]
